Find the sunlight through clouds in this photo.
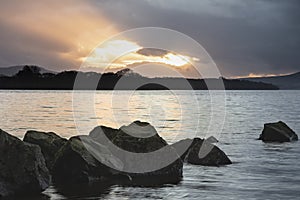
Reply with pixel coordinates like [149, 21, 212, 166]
[82, 40, 200, 70]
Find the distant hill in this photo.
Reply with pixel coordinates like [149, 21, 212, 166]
[242, 72, 300, 89]
[0, 65, 57, 77]
[0, 66, 278, 90]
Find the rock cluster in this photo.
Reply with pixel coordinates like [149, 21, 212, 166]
[53, 121, 183, 186]
[0, 120, 234, 198]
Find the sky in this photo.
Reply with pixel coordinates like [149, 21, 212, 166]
[0, 0, 299, 78]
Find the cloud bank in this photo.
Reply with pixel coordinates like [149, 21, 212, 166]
[0, 0, 299, 77]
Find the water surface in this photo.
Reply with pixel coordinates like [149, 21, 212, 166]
[0, 90, 299, 200]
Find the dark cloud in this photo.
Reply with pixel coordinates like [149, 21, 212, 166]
[0, 0, 299, 77]
[91, 0, 300, 77]
[0, 20, 74, 68]
[137, 48, 168, 57]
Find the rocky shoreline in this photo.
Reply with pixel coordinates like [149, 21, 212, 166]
[0, 120, 297, 198]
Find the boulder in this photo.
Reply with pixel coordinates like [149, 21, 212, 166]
[205, 136, 219, 143]
[110, 121, 168, 153]
[111, 121, 183, 185]
[169, 138, 193, 160]
[171, 138, 232, 166]
[259, 121, 298, 142]
[23, 130, 67, 171]
[186, 138, 232, 166]
[89, 125, 119, 142]
[53, 121, 183, 186]
[52, 135, 122, 185]
[0, 129, 50, 197]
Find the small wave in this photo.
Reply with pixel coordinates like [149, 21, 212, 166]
[41, 106, 56, 108]
[165, 119, 180, 122]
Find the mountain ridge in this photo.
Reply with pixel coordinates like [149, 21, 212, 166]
[0, 65, 57, 77]
[241, 72, 300, 89]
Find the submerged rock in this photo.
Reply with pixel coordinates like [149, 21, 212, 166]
[23, 130, 67, 171]
[171, 138, 232, 166]
[259, 121, 298, 143]
[0, 129, 50, 197]
[53, 121, 183, 186]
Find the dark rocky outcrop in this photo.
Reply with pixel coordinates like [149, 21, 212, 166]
[171, 138, 232, 166]
[186, 138, 232, 166]
[113, 121, 182, 185]
[259, 121, 298, 142]
[0, 120, 235, 197]
[90, 121, 183, 185]
[109, 121, 168, 153]
[52, 135, 121, 185]
[53, 121, 183, 186]
[23, 131, 67, 171]
[89, 125, 119, 144]
[0, 129, 50, 198]
[205, 136, 219, 143]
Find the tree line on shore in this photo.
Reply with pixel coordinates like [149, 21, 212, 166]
[0, 65, 278, 90]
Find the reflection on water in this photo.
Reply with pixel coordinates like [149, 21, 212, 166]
[0, 90, 300, 199]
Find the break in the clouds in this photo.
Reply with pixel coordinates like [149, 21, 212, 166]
[82, 40, 201, 78]
[0, 0, 299, 77]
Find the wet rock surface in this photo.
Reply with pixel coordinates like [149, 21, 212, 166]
[171, 138, 232, 166]
[1, 121, 236, 197]
[52, 135, 119, 184]
[23, 130, 67, 171]
[53, 121, 183, 186]
[0, 129, 50, 198]
[259, 121, 298, 142]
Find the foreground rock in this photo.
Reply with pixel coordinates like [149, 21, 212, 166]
[23, 130, 67, 171]
[52, 135, 122, 184]
[171, 138, 232, 166]
[53, 121, 183, 186]
[105, 121, 183, 185]
[0, 129, 50, 197]
[259, 121, 298, 142]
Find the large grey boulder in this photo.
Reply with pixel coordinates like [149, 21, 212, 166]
[259, 121, 298, 142]
[23, 130, 67, 171]
[53, 121, 183, 186]
[0, 129, 50, 198]
[108, 121, 183, 185]
[171, 138, 232, 166]
[109, 121, 168, 153]
[52, 135, 121, 185]
[89, 125, 119, 142]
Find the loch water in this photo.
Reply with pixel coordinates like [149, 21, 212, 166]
[1, 90, 299, 200]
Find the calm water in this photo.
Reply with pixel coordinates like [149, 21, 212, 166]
[1, 90, 300, 200]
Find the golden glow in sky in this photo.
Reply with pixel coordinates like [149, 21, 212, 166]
[232, 72, 292, 79]
[83, 40, 200, 70]
[0, 0, 200, 78]
[0, 0, 119, 67]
